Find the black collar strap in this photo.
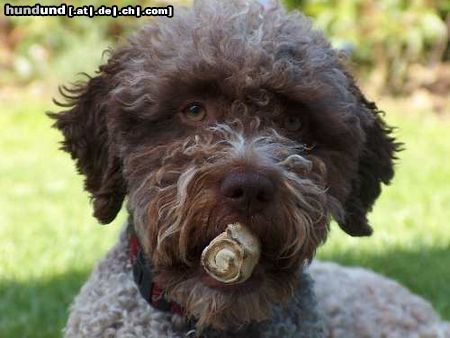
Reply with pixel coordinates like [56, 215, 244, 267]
[128, 227, 185, 316]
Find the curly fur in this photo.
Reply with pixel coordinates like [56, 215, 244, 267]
[310, 262, 450, 338]
[65, 229, 327, 337]
[49, 0, 406, 335]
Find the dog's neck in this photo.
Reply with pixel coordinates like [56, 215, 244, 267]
[128, 226, 185, 315]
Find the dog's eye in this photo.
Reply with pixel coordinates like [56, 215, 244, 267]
[182, 103, 206, 121]
[284, 116, 302, 131]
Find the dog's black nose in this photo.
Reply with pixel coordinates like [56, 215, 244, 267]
[220, 170, 275, 213]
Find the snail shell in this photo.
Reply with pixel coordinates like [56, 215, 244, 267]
[201, 223, 261, 284]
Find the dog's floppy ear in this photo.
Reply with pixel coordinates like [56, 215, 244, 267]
[48, 61, 126, 224]
[337, 74, 401, 236]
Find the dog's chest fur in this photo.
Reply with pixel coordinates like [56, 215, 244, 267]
[64, 227, 325, 337]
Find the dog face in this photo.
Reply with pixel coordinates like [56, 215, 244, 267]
[50, 0, 398, 330]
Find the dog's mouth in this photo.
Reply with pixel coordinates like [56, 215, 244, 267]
[156, 218, 299, 295]
[199, 222, 262, 291]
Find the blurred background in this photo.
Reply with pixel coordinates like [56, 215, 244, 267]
[1, 0, 449, 336]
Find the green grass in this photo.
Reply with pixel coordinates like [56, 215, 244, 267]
[0, 96, 449, 337]
[0, 97, 124, 337]
[317, 106, 450, 318]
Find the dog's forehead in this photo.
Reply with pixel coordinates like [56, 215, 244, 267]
[125, 1, 345, 102]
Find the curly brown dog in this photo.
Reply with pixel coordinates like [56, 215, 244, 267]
[50, 0, 400, 336]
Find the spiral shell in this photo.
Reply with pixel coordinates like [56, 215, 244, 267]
[201, 223, 261, 284]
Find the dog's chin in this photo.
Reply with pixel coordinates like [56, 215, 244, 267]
[164, 264, 297, 331]
[150, 214, 307, 330]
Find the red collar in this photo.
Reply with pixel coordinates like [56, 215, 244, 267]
[128, 230, 185, 316]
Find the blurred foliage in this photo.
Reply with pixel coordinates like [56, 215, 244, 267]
[0, 0, 176, 85]
[0, 0, 449, 93]
[285, 0, 449, 93]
